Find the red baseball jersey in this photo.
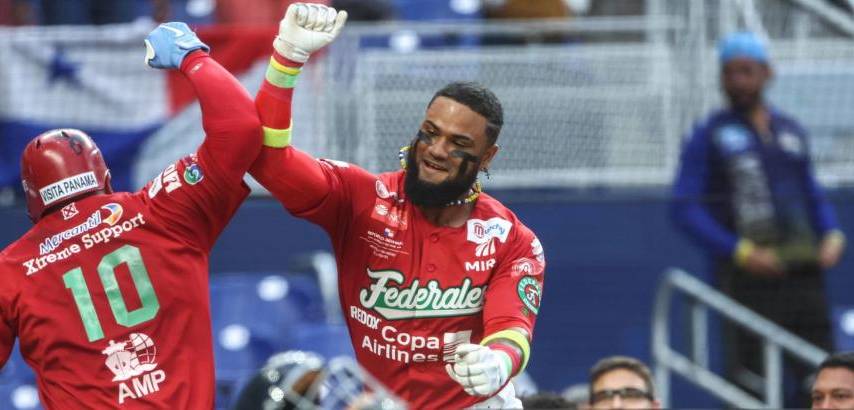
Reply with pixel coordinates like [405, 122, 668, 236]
[0, 149, 248, 409]
[255, 148, 546, 409]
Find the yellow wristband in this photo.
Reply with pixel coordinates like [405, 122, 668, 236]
[481, 329, 531, 372]
[265, 57, 301, 89]
[269, 56, 301, 75]
[733, 238, 756, 267]
[263, 126, 292, 148]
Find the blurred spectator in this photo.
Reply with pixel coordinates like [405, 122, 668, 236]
[0, 0, 31, 25]
[587, 356, 660, 410]
[482, 0, 572, 45]
[18, 0, 169, 25]
[332, 0, 394, 21]
[671, 32, 845, 407]
[214, 0, 328, 25]
[521, 391, 577, 409]
[484, 0, 572, 19]
[812, 352, 854, 409]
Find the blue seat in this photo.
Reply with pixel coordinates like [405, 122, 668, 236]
[833, 305, 854, 350]
[209, 272, 328, 407]
[0, 382, 42, 410]
[290, 323, 354, 359]
[0, 346, 40, 410]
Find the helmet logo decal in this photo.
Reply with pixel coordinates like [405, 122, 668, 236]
[59, 131, 84, 155]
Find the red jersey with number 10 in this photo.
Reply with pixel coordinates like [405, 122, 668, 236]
[0, 150, 248, 409]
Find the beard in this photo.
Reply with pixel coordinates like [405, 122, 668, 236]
[726, 89, 763, 114]
[403, 141, 480, 208]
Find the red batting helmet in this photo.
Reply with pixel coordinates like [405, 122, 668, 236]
[20, 129, 111, 223]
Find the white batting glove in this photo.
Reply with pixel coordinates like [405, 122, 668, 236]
[445, 343, 511, 397]
[274, 3, 348, 63]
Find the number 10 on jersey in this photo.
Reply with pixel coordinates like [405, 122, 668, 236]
[62, 245, 161, 342]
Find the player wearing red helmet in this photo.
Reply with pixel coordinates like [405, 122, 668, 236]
[0, 23, 261, 408]
[20, 129, 112, 223]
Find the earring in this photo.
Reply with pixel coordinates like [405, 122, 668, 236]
[483, 168, 491, 180]
[399, 145, 410, 169]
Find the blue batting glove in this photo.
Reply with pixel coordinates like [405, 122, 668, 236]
[144, 22, 209, 69]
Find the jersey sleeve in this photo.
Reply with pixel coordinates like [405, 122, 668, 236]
[142, 151, 249, 251]
[138, 51, 261, 251]
[482, 224, 545, 338]
[248, 52, 361, 235]
[251, 147, 377, 236]
[670, 125, 740, 258]
[181, 51, 262, 187]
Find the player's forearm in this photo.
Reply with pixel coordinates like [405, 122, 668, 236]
[180, 51, 262, 176]
[249, 54, 333, 211]
[256, 53, 303, 147]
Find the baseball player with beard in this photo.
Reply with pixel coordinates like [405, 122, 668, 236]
[249, 4, 546, 408]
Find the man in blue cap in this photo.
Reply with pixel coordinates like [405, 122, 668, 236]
[670, 32, 845, 406]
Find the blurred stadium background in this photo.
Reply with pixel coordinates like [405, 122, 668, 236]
[3, 0, 854, 408]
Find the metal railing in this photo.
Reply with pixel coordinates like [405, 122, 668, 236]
[652, 268, 828, 408]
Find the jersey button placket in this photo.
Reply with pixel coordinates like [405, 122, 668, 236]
[426, 232, 439, 273]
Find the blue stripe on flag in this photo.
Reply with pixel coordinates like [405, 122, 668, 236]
[0, 120, 161, 193]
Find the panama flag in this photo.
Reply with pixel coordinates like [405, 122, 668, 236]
[0, 23, 169, 193]
[0, 23, 275, 194]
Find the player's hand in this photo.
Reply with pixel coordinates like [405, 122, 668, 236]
[819, 232, 845, 269]
[144, 22, 209, 69]
[445, 343, 510, 397]
[274, 3, 348, 63]
[743, 246, 784, 277]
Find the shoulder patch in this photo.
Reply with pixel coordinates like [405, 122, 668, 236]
[714, 124, 752, 154]
[183, 163, 204, 185]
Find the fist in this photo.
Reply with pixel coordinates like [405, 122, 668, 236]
[445, 344, 510, 397]
[274, 3, 348, 63]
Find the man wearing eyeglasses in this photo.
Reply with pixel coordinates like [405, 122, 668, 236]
[812, 351, 854, 410]
[588, 356, 661, 410]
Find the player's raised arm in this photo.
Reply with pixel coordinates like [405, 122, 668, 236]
[249, 3, 348, 212]
[142, 23, 262, 249]
[145, 22, 262, 184]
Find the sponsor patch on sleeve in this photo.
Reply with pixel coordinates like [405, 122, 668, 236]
[517, 276, 542, 315]
[183, 163, 204, 185]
